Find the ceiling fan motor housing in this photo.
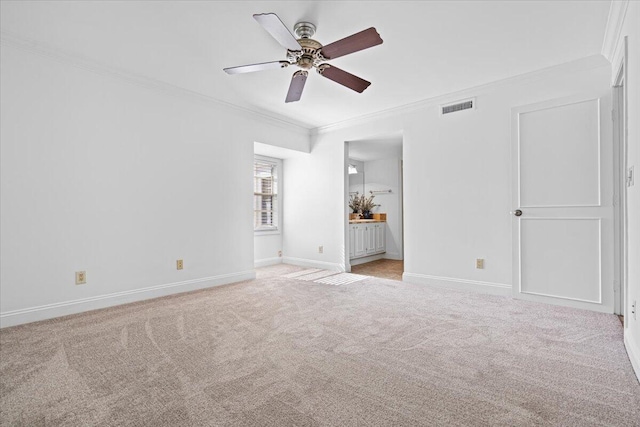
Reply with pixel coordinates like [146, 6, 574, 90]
[287, 38, 325, 70]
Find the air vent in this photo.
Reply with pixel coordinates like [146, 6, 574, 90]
[440, 98, 475, 115]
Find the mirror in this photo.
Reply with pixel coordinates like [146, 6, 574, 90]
[348, 158, 365, 202]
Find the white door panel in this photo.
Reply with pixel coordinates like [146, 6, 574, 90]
[512, 94, 613, 313]
[376, 224, 386, 253]
[519, 100, 601, 207]
[349, 226, 355, 258]
[354, 226, 366, 258]
[365, 225, 376, 255]
[520, 218, 601, 303]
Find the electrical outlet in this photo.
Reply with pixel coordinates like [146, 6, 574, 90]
[278, 250, 282, 257]
[627, 166, 635, 187]
[75, 271, 86, 285]
[318, 245, 323, 254]
[176, 259, 183, 270]
[476, 258, 484, 269]
[632, 300, 637, 321]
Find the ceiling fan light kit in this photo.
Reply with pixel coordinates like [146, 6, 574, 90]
[223, 13, 383, 103]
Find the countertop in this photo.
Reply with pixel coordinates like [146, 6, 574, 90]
[349, 219, 386, 224]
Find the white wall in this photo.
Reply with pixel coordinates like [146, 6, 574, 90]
[364, 158, 403, 260]
[282, 137, 347, 271]
[283, 55, 611, 286]
[0, 45, 308, 327]
[254, 234, 283, 268]
[610, 0, 640, 380]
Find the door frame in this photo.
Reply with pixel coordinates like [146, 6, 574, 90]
[612, 37, 628, 318]
[344, 136, 405, 273]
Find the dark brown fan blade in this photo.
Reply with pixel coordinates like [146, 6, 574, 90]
[253, 13, 301, 51]
[318, 65, 371, 93]
[285, 71, 308, 103]
[320, 27, 383, 60]
[223, 61, 289, 75]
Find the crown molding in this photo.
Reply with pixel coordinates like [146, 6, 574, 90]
[601, 0, 629, 62]
[0, 30, 311, 136]
[1, 29, 612, 139]
[312, 54, 610, 135]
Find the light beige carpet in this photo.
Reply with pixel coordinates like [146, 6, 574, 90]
[1, 263, 639, 426]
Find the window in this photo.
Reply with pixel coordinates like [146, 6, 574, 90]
[254, 156, 279, 231]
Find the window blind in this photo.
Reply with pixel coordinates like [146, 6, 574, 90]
[254, 159, 278, 230]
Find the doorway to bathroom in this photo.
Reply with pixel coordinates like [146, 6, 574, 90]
[346, 133, 404, 280]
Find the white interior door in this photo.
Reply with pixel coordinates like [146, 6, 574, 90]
[512, 94, 614, 313]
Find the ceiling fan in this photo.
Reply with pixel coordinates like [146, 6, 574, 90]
[223, 13, 383, 103]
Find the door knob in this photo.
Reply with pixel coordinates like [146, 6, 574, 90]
[513, 209, 523, 217]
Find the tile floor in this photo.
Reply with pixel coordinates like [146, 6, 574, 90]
[350, 259, 404, 281]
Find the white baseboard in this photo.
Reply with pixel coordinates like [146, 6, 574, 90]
[624, 330, 640, 384]
[350, 254, 385, 266]
[0, 270, 255, 328]
[383, 252, 403, 261]
[402, 272, 511, 296]
[282, 256, 344, 272]
[254, 257, 283, 268]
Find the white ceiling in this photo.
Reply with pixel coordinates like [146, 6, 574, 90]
[0, 1, 612, 129]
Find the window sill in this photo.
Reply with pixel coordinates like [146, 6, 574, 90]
[254, 228, 280, 236]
